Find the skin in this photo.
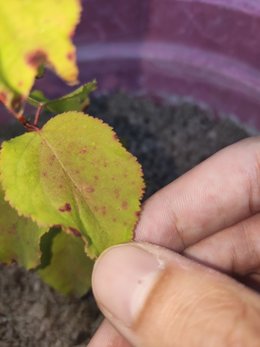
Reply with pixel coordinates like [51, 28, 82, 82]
[88, 137, 260, 347]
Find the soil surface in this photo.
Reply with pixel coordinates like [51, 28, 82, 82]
[0, 93, 251, 346]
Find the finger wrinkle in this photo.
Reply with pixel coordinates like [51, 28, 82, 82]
[241, 221, 260, 273]
[169, 208, 186, 251]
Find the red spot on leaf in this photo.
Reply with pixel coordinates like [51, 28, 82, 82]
[26, 50, 47, 67]
[122, 201, 128, 210]
[59, 203, 72, 212]
[135, 211, 141, 218]
[17, 115, 27, 124]
[0, 92, 7, 104]
[67, 51, 75, 61]
[69, 227, 81, 237]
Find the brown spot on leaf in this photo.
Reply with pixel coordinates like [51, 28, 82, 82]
[26, 50, 47, 67]
[113, 134, 119, 141]
[42, 171, 48, 177]
[59, 203, 72, 212]
[48, 154, 55, 165]
[114, 189, 120, 199]
[100, 206, 107, 215]
[122, 201, 128, 210]
[80, 147, 88, 154]
[69, 227, 81, 238]
[84, 185, 95, 193]
[53, 224, 61, 228]
[94, 175, 99, 181]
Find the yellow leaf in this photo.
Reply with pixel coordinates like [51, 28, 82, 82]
[0, 112, 145, 258]
[0, 0, 81, 110]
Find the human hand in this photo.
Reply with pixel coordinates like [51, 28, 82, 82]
[88, 137, 260, 347]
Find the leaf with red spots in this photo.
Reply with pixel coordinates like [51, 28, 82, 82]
[38, 230, 93, 297]
[0, 0, 81, 111]
[0, 112, 145, 258]
[0, 184, 47, 269]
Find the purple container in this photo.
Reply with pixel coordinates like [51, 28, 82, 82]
[1, 0, 260, 129]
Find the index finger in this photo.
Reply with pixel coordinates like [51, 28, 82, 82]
[135, 137, 260, 251]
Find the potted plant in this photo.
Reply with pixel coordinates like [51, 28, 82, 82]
[0, 0, 256, 345]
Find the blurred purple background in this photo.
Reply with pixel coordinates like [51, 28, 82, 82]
[1, 0, 260, 128]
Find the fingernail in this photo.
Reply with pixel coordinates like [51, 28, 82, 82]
[92, 243, 164, 327]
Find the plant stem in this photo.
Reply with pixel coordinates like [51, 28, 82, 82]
[27, 96, 45, 127]
[27, 96, 42, 108]
[33, 104, 43, 126]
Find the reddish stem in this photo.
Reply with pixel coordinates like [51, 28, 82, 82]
[8, 109, 39, 132]
[33, 103, 43, 126]
[24, 122, 40, 132]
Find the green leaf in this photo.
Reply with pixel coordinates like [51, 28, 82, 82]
[38, 230, 93, 297]
[0, 112, 145, 258]
[29, 81, 97, 113]
[0, 0, 81, 110]
[0, 184, 47, 269]
[29, 90, 49, 105]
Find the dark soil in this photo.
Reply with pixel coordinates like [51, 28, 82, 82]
[0, 93, 251, 346]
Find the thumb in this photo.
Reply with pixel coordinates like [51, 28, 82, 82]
[92, 243, 260, 347]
